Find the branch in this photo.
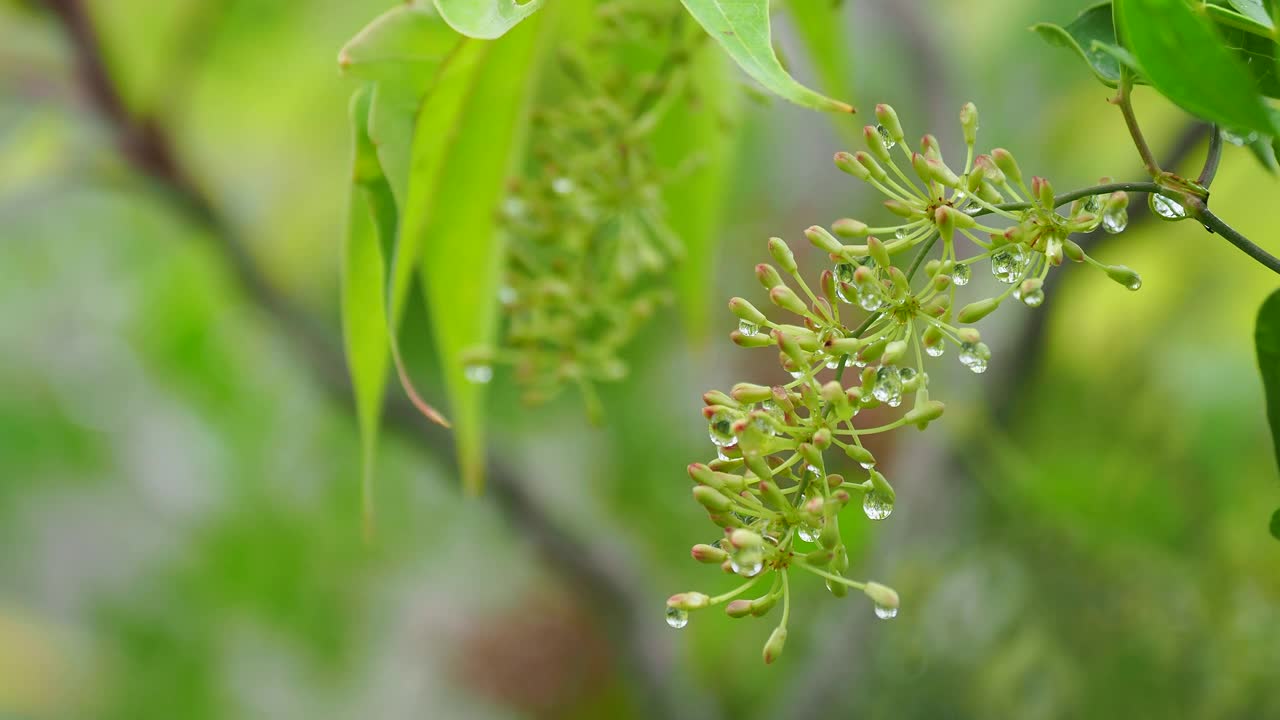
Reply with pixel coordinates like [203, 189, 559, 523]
[1197, 125, 1223, 188]
[39, 2, 718, 717]
[1111, 67, 1161, 178]
[1195, 205, 1280, 274]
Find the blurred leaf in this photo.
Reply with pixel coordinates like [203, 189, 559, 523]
[1212, 0, 1274, 29]
[653, 44, 740, 344]
[434, 0, 545, 39]
[1115, 0, 1278, 135]
[678, 0, 854, 113]
[343, 86, 396, 534]
[784, 0, 857, 140]
[1255, 288, 1280, 477]
[1246, 132, 1279, 173]
[1271, 508, 1280, 540]
[402, 10, 554, 493]
[1032, 3, 1126, 86]
[1216, 22, 1280, 98]
[339, 4, 461, 88]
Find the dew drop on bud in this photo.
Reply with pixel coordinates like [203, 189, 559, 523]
[708, 411, 736, 447]
[1102, 207, 1128, 234]
[871, 366, 903, 408]
[874, 603, 899, 620]
[863, 491, 893, 520]
[894, 227, 911, 241]
[666, 606, 689, 629]
[464, 362, 493, 384]
[797, 525, 819, 543]
[990, 247, 1025, 284]
[876, 123, 896, 150]
[958, 342, 989, 374]
[1221, 127, 1259, 147]
[1149, 193, 1186, 220]
[738, 319, 760, 336]
[1021, 288, 1044, 308]
[952, 263, 971, 286]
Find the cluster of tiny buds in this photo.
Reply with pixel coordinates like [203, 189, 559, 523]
[459, 4, 697, 416]
[666, 102, 1144, 663]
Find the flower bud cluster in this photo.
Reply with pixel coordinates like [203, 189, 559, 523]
[462, 4, 699, 417]
[666, 103, 1143, 662]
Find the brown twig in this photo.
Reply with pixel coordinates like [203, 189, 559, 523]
[38, 1, 718, 717]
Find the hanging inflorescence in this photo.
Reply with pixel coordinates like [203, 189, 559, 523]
[463, 3, 705, 418]
[666, 102, 1144, 664]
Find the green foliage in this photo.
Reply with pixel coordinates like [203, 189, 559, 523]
[784, 0, 857, 137]
[343, 86, 394, 535]
[434, 0, 546, 39]
[1255, 288, 1280, 475]
[1031, 2, 1126, 86]
[678, 0, 855, 113]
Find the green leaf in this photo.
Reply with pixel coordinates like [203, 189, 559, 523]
[399, 9, 554, 493]
[678, 0, 855, 114]
[1115, 0, 1278, 135]
[1221, 0, 1274, 28]
[785, 0, 857, 137]
[1271, 508, 1280, 540]
[1032, 2, 1126, 86]
[653, 44, 741, 344]
[339, 4, 462, 89]
[343, 86, 395, 536]
[1246, 133, 1279, 173]
[434, 0, 545, 39]
[1255, 288, 1280, 477]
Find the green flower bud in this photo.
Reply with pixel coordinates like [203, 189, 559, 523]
[693, 485, 733, 512]
[863, 582, 899, 612]
[805, 225, 845, 255]
[749, 593, 778, 617]
[729, 529, 763, 550]
[1032, 176, 1055, 208]
[768, 237, 798, 274]
[725, 599, 753, 618]
[687, 462, 720, 487]
[731, 330, 775, 348]
[1105, 190, 1129, 212]
[668, 592, 711, 610]
[729, 297, 769, 326]
[1103, 264, 1143, 291]
[703, 391, 738, 409]
[804, 547, 835, 565]
[958, 297, 1000, 323]
[844, 444, 876, 468]
[867, 236, 892, 268]
[858, 336, 888, 363]
[920, 134, 942, 161]
[812, 426, 833, 450]
[904, 400, 945, 427]
[692, 543, 728, 564]
[832, 218, 869, 238]
[854, 151, 887, 182]
[755, 263, 783, 290]
[826, 336, 864, 355]
[911, 151, 932, 184]
[769, 286, 808, 316]
[1063, 238, 1086, 263]
[874, 104, 904, 143]
[959, 102, 979, 145]
[863, 124, 892, 163]
[956, 327, 981, 344]
[888, 266, 911, 295]
[927, 157, 961, 187]
[991, 148, 1022, 185]
[762, 626, 788, 664]
[884, 199, 916, 218]
[974, 154, 1006, 185]
[881, 339, 909, 365]
[1045, 235, 1064, 266]
[834, 151, 869, 180]
[732, 382, 774, 403]
[922, 325, 944, 354]
[868, 469, 895, 503]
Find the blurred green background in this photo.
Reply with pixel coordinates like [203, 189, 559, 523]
[2, 1, 1279, 718]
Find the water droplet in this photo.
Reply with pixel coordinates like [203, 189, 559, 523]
[464, 363, 493, 384]
[924, 343, 944, 358]
[716, 444, 736, 461]
[666, 606, 689, 629]
[876, 124, 896, 150]
[498, 286, 518, 305]
[895, 227, 911, 241]
[551, 177, 576, 195]
[871, 366, 903, 407]
[708, 411, 736, 447]
[1221, 127, 1260, 147]
[990, 246, 1026, 284]
[729, 549, 764, 577]
[1125, 275, 1142, 291]
[958, 342, 989, 374]
[862, 491, 893, 520]
[738, 319, 760, 336]
[858, 285, 885, 312]
[898, 367, 918, 383]
[1149, 193, 1186, 220]
[1021, 288, 1044, 308]
[952, 263, 971, 286]
[860, 460, 876, 470]
[502, 196, 526, 219]
[797, 525, 819, 543]
[1083, 194, 1103, 213]
[874, 603, 899, 620]
[1102, 207, 1128, 234]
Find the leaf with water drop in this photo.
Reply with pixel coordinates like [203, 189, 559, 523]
[1032, 2, 1130, 87]
[434, 0, 546, 39]
[1254, 288, 1280, 479]
[1115, 0, 1279, 136]
[678, 0, 855, 113]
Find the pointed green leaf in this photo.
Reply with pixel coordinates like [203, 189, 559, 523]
[434, 0, 545, 39]
[1255, 288, 1280, 477]
[678, 0, 855, 114]
[785, 0, 857, 138]
[399, 9, 554, 493]
[1032, 3, 1126, 86]
[343, 86, 395, 536]
[1115, 0, 1278, 135]
[1218, 0, 1274, 29]
[339, 4, 461, 88]
[653, 44, 741, 344]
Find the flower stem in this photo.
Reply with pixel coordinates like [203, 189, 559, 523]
[1112, 67, 1161, 178]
